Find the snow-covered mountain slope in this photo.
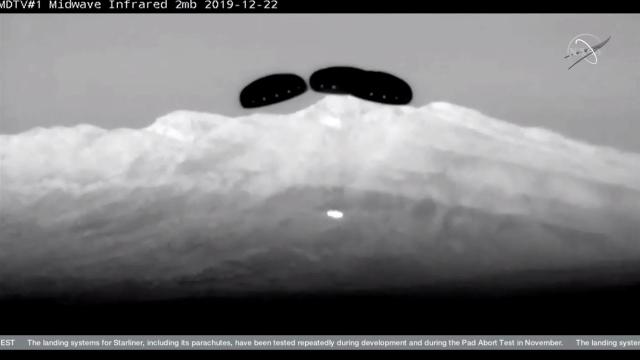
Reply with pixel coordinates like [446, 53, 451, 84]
[1, 96, 640, 298]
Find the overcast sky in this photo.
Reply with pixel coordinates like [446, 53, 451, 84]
[1, 14, 639, 151]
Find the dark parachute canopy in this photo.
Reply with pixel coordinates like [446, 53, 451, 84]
[239, 73, 307, 108]
[309, 66, 413, 105]
[348, 70, 413, 105]
[309, 66, 364, 94]
[238, 67, 412, 108]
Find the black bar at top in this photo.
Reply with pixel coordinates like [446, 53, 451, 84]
[1, 0, 639, 13]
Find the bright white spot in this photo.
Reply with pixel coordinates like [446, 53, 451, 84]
[326, 210, 344, 219]
[319, 115, 342, 129]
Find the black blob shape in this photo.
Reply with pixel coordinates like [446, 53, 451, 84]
[240, 73, 307, 108]
[309, 66, 413, 105]
[309, 66, 367, 94]
[349, 70, 413, 105]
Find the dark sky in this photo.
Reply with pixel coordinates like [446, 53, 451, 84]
[2, 14, 639, 151]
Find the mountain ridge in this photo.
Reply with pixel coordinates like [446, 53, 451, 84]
[2, 95, 639, 193]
